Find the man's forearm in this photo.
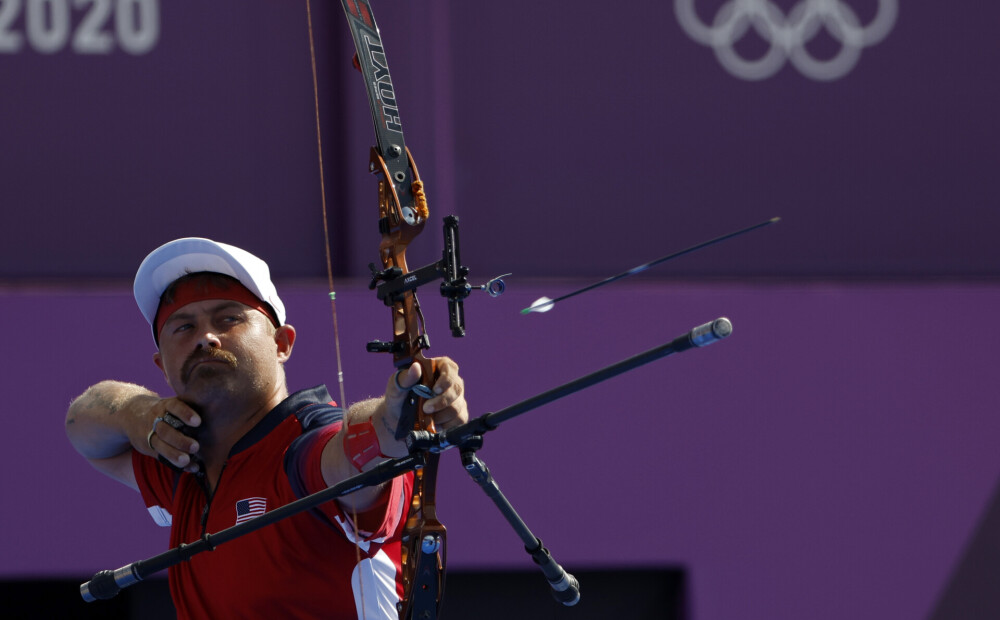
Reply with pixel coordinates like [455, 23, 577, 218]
[65, 380, 159, 459]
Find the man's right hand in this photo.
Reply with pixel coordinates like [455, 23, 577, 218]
[144, 398, 202, 473]
[66, 381, 201, 490]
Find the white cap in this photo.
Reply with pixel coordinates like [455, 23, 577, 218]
[133, 238, 286, 338]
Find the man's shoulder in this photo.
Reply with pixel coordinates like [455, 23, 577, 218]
[282, 385, 344, 432]
[295, 402, 343, 432]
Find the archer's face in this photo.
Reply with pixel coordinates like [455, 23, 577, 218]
[153, 299, 287, 408]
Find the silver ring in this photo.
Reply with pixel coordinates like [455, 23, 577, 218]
[146, 416, 165, 452]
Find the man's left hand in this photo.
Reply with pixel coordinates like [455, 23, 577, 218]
[380, 357, 468, 451]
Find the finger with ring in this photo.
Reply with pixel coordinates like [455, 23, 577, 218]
[394, 369, 408, 392]
[395, 368, 434, 399]
[146, 415, 166, 451]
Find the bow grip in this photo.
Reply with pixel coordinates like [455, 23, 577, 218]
[394, 355, 438, 441]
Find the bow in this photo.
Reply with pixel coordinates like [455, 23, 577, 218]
[313, 1, 457, 617]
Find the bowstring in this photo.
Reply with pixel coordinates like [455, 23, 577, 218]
[306, 2, 369, 619]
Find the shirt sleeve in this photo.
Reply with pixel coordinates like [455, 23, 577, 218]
[131, 450, 177, 527]
[286, 420, 412, 541]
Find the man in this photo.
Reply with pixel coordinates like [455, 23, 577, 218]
[66, 237, 467, 619]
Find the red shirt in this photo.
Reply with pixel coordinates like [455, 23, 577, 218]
[133, 386, 412, 619]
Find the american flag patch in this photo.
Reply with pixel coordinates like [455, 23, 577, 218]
[235, 497, 267, 524]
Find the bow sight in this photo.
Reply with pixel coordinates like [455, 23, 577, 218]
[366, 214, 508, 345]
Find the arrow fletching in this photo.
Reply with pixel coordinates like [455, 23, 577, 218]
[521, 297, 555, 314]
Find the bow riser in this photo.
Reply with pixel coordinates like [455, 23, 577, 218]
[370, 147, 436, 407]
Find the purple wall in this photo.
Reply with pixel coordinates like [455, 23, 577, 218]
[1, 1, 998, 619]
[4, 281, 999, 620]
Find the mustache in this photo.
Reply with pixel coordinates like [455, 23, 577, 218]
[181, 348, 238, 382]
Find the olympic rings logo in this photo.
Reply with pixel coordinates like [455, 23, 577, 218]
[674, 0, 898, 81]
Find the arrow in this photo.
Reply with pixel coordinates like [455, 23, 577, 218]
[522, 217, 780, 314]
